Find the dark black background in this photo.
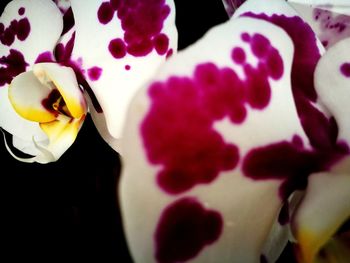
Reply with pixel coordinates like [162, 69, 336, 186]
[1, 1, 295, 262]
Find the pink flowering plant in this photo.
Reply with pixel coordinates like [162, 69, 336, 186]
[1, 0, 349, 262]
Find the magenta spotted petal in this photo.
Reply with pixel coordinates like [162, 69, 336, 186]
[120, 14, 308, 262]
[70, 0, 178, 152]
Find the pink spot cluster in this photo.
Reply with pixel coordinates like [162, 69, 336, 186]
[0, 8, 30, 87]
[313, 8, 350, 48]
[155, 197, 223, 263]
[141, 33, 284, 195]
[0, 8, 30, 46]
[97, 0, 172, 59]
[0, 49, 28, 87]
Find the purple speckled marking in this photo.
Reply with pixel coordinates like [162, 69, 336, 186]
[340, 63, 350, 77]
[313, 8, 350, 48]
[231, 47, 246, 64]
[141, 33, 283, 194]
[62, 7, 74, 35]
[35, 51, 55, 63]
[242, 138, 348, 200]
[0, 16, 30, 46]
[125, 64, 131, 70]
[18, 7, 25, 16]
[108, 38, 126, 59]
[97, 0, 171, 58]
[41, 89, 61, 116]
[0, 49, 28, 87]
[88, 66, 102, 81]
[155, 197, 223, 263]
[244, 13, 343, 151]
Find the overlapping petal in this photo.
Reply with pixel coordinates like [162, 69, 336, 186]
[69, 0, 178, 153]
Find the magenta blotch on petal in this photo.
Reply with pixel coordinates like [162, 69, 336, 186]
[340, 62, 350, 77]
[155, 197, 223, 263]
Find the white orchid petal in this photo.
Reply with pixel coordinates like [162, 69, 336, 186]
[315, 37, 350, 144]
[0, 86, 46, 141]
[120, 15, 309, 262]
[32, 63, 87, 119]
[292, 157, 350, 263]
[12, 134, 47, 156]
[84, 91, 122, 152]
[8, 70, 57, 122]
[38, 114, 85, 163]
[70, 0, 178, 147]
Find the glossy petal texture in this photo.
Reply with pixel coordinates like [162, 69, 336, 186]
[120, 15, 307, 262]
[70, 0, 178, 153]
[8, 63, 86, 163]
[0, 0, 63, 142]
[288, 1, 350, 49]
[292, 157, 350, 263]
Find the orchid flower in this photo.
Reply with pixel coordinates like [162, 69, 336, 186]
[119, 0, 350, 263]
[0, 0, 178, 163]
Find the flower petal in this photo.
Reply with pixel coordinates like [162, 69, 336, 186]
[314, 37, 350, 144]
[120, 15, 307, 262]
[38, 113, 85, 163]
[292, 157, 350, 263]
[8, 70, 57, 123]
[70, 0, 178, 151]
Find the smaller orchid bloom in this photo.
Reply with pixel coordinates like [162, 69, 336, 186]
[0, 0, 86, 163]
[7, 63, 86, 163]
[0, 0, 178, 162]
